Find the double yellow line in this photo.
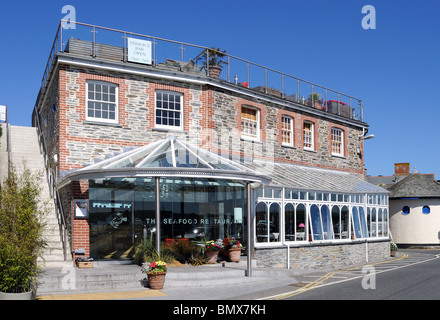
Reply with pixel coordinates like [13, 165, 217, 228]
[267, 254, 409, 300]
[268, 271, 337, 300]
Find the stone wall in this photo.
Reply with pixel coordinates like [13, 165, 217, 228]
[38, 64, 366, 177]
[254, 241, 390, 270]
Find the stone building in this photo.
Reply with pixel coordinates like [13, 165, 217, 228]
[32, 21, 389, 271]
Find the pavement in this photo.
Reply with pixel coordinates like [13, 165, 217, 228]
[36, 252, 415, 301]
[36, 259, 303, 301]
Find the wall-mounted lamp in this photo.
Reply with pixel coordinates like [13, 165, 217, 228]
[363, 134, 375, 140]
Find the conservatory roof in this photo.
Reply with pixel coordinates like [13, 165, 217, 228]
[241, 160, 388, 194]
[58, 136, 271, 188]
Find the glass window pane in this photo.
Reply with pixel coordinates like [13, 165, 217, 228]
[285, 203, 295, 241]
[256, 203, 268, 243]
[352, 207, 361, 239]
[341, 206, 349, 239]
[310, 204, 323, 240]
[269, 203, 281, 242]
[321, 205, 333, 240]
[332, 206, 340, 239]
[359, 207, 368, 238]
[296, 204, 306, 241]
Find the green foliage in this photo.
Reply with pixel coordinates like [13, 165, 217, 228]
[133, 235, 174, 266]
[390, 242, 398, 251]
[133, 236, 206, 266]
[196, 47, 227, 67]
[0, 165, 46, 293]
[307, 92, 323, 103]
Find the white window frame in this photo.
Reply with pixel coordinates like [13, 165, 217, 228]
[281, 116, 294, 147]
[331, 127, 344, 157]
[86, 81, 119, 124]
[303, 121, 314, 150]
[155, 90, 184, 131]
[241, 106, 260, 141]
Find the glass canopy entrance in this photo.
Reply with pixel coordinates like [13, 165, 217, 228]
[60, 136, 270, 265]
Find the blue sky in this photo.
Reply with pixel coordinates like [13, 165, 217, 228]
[1, 0, 439, 178]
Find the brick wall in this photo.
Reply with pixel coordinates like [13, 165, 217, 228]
[71, 180, 90, 259]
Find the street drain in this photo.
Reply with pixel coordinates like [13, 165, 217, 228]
[291, 282, 309, 288]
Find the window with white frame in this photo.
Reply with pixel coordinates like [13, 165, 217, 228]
[256, 202, 280, 243]
[303, 121, 314, 150]
[155, 91, 183, 130]
[281, 116, 293, 146]
[241, 106, 260, 140]
[87, 81, 118, 123]
[331, 127, 344, 156]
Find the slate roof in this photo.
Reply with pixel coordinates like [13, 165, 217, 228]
[242, 160, 388, 193]
[387, 173, 440, 198]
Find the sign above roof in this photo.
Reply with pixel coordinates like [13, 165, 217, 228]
[127, 38, 152, 65]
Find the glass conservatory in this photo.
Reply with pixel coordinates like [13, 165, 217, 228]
[246, 161, 390, 247]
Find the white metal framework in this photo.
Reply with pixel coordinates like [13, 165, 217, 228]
[254, 186, 389, 247]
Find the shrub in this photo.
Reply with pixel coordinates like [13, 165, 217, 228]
[0, 165, 46, 293]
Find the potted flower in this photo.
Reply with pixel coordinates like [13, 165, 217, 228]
[204, 240, 221, 264]
[222, 237, 243, 263]
[307, 92, 323, 110]
[142, 261, 167, 290]
[196, 47, 227, 78]
[390, 242, 398, 257]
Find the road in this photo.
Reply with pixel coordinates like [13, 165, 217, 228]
[260, 249, 440, 300]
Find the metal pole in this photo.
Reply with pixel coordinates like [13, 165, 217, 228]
[155, 177, 161, 256]
[247, 63, 250, 87]
[123, 33, 127, 62]
[246, 182, 253, 277]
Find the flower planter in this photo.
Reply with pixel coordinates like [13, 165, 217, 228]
[208, 65, 222, 78]
[390, 250, 397, 257]
[0, 291, 33, 300]
[204, 250, 219, 264]
[147, 272, 167, 290]
[227, 248, 242, 263]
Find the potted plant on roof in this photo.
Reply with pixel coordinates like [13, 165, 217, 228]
[307, 92, 323, 110]
[222, 237, 243, 263]
[196, 47, 227, 78]
[204, 240, 221, 264]
[142, 260, 168, 290]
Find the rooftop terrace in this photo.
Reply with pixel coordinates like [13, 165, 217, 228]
[39, 20, 364, 122]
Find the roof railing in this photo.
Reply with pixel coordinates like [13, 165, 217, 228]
[40, 20, 364, 122]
